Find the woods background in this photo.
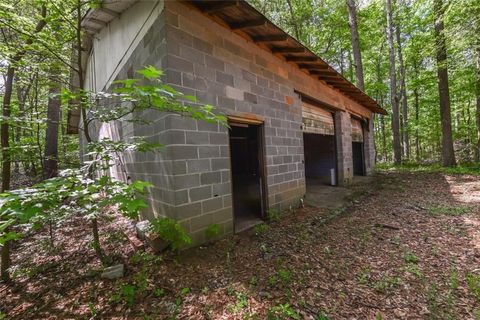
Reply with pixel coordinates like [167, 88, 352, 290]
[0, 0, 479, 191]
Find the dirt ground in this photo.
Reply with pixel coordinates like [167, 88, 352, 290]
[1, 171, 480, 319]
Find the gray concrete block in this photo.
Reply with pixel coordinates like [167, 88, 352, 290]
[205, 55, 225, 71]
[174, 173, 200, 189]
[186, 131, 209, 144]
[200, 171, 222, 185]
[189, 185, 212, 202]
[176, 202, 202, 220]
[199, 146, 220, 158]
[168, 145, 198, 160]
[167, 54, 194, 73]
[211, 158, 229, 170]
[202, 197, 223, 213]
[187, 159, 211, 173]
[244, 92, 257, 104]
[209, 132, 228, 145]
[216, 71, 234, 86]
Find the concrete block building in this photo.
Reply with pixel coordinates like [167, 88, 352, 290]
[68, 0, 386, 245]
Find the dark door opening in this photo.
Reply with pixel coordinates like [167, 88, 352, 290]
[352, 141, 365, 176]
[303, 133, 337, 186]
[229, 122, 265, 232]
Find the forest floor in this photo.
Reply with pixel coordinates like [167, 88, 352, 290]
[1, 169, 480, 319]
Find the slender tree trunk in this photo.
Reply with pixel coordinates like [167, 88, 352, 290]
[395, 0, 409, 160]
[13, 83, 31, 175]
[286, 0, 300, 40]
[347, 0, 365, 91]
[434, 0, 456, 166]
[386, 0, 402, 164]
[414, 87, 420, 162]
[43, 69, 61, 179]
[476, 44, 480, 161]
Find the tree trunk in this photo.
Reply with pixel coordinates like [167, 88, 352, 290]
[347, 0, 365, 91]
[286, 0, 300, 40]
[476, 44, 480, 161]
[395, 0, 409, 160]
[434, 0, 456, 166]
[414, 87, 420, 162]
[1, 66, 15, 194]
[43, 70, 61, 179]
[386, 0, 402, 164]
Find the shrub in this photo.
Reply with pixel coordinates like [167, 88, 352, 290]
[204, 224, 221, 239]
[150, 217, 191, 250]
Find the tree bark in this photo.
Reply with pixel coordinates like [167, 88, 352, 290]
[434, 0, 456, 166]
[347, 0, 365, 91]
[386, 0, 402, 164]
[43, 69, 61, 179]
[395, 0, 409, 160]
[476, 43, 480, 161]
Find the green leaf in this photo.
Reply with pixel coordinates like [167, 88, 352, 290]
[136, 65, 163, 80]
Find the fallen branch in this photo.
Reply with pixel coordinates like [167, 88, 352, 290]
[374, 223, 400, 230]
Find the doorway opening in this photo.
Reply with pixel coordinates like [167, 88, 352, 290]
[303, 133, 337, 186]
[351, 118, 365, 176]
[229, 121, 266, 232]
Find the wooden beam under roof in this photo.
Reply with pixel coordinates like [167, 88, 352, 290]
[202, 1, 238, 13]
[271, 46, 305, 53]
[297, 63, 328, 69]
[285, 56, 317, 62]
[251, 34, 288, 42]
[229, 18, 266, 30]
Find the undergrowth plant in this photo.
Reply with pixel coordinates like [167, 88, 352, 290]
[150, 217, 191, 250]
[0, 66, 226, 280]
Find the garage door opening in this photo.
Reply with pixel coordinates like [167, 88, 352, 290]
[229, 121, 265, 232]
[302, 102, 337, 186]
[351, 118, 365, 176]
[304, 133, 336, 185]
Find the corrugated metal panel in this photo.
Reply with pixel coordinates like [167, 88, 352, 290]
[351, 118, 363, 142]
[302, 102, 334, 135]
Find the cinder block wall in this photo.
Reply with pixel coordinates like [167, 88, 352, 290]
[84, 0, 378, 245]
[163, 1, 307, 243]
[334, 111, 354, 185]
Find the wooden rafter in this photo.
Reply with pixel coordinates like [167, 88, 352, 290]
[229, 18, 266, 30]
[271, 47, 305, 53]
[285, 56, 317, 62]
[203, 1, 238, 13]
[251, 34, 288, 42]
[297, 63, 328, 69]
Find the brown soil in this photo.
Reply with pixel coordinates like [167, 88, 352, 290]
[1, 171, 480, 319]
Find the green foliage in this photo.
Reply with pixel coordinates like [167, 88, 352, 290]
[204, 224, 221, 239]
[267, 304, 301, 320]
[427, 205, 470, 217]
[266, 208, 282, 221]
[373, 274, 401, 294]
[277, 268, 293, 286]
[150, 217, 191, 250]
[403, 251, 420, 264]
[111, 284, 136, 307]
[254, 223, 270, 235]
[466, 272, 480, 302]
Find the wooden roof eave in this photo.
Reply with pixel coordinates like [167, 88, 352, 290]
[186, 0, 386, 116]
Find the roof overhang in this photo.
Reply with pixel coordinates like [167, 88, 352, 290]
[68, 0, 386, 134]
[185, 0, 387, 116]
